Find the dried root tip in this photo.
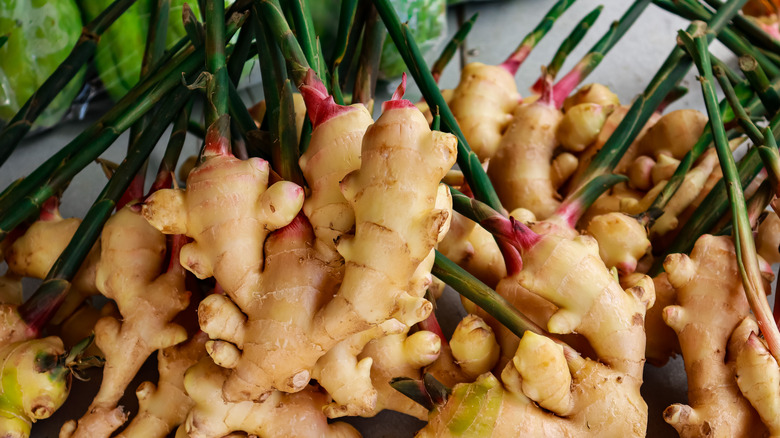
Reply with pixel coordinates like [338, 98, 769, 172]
[450, 314, 499, 378]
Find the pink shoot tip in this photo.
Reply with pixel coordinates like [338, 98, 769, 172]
[382, 73, 416, 111]
[299, 68, 353, 128]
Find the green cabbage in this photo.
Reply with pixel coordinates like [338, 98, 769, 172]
[0, 0, 85, 127]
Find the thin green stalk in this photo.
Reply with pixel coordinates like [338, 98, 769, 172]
[572, 0, 746, 191]
[183, 3, 204, 48]
[18, 85, 191, 331]
[702, 0, 780, 55]
[500, 0, 576, 75]
[253, 5, 283, 138]
[337, 0, 370, 91]
[552, 0, 651, 104]
[740, 55, 780, 115]
[547, 5, 602, 80]
[256, 0, 310, 86]
[679, 30, 780, 364]
[759, 128, 780, 194]
[432, 251, 545, 339]
[352, 5, 385, 111]
[286, 0, 327, 87]
[187, 119, 205, 138]
[152, 99, 194, 191]
[759, 46, 780, 69]
[373, 0, 503, 212]
[227, 15, 257, 86]
[712, 53, 745, 86]
[0, 0, 139, 167]
[653, 0, 780, 77]
[0, 13, 247, 235]
[554, 174, 628, 227]
[717, 66, 765, 144]
[330, 0, 361, 102]
[206, 0, 228, 126]
[278, 79, 304, 185]
[431, 12, 478, 83]
[0, 35, 7, 49]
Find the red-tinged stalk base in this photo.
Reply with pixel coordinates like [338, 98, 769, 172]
[299, 69, 355, 128]
[117, 173, 146, 211]
[382, 73, 416, 111]
[499, 44, 532, 76]
[203, 115, 233, 158]
[39, 197, 61, 221]
[418, 308, 448, 345]
[554, 199, 585, 229]
[552, 66, 583, 109]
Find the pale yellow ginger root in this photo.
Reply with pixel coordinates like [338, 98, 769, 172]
[488, 96, 563, 218]
[449, 62, 519, 160]
[180, 357, 360, 438]
[650, 147, 722, 238]
[142, 143, 304, 307]
[570, 106, 660, 191]
[627, 155, 656, 191]
[662, 234, 765, 437]
[417, 272, 655, 437]
[651, 154, 681, 186]
[3, 211, 99, 324]
[636, 109, 707, 160]
[562, 83, 620, 111]
[449, 314, 500, 379]
[557, 103, 610, 152]
[116, 332, 208, 438]
[0, 337, 71, 438]
[731, 317, 780, 437]
[356, 329, 441, 419]
[313, 103, 457, 344]
[197, 216, 341, 401]
[312, 321, 407, 418]
[586, 212, 651, 275]
[757, 211, 780, 264]
[438, 211, 506, 289]
[550, 152, 578, 189]
[61, 207, 190, 438]
[298, 103, 373, 261]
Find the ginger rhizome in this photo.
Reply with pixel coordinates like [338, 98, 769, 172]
[0, 337, 73, 438]
[417, 261, 655, 437]
[116, 332, 208, 438]
[180, 357, 360, 438]
[662, 235, 767, 437]
[297, 72, 374, 261]
[448, 62, 519, 161]
[60, 206, 190, 438]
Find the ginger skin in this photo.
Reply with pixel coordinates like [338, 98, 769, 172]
[449, 62, 519, 161]
[115, 333, 208, 438]
[60, 207, 190, 438]
[662, 235, 765, 437]
[417, 268, 655, 437]
[180, 357, 360, 438]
